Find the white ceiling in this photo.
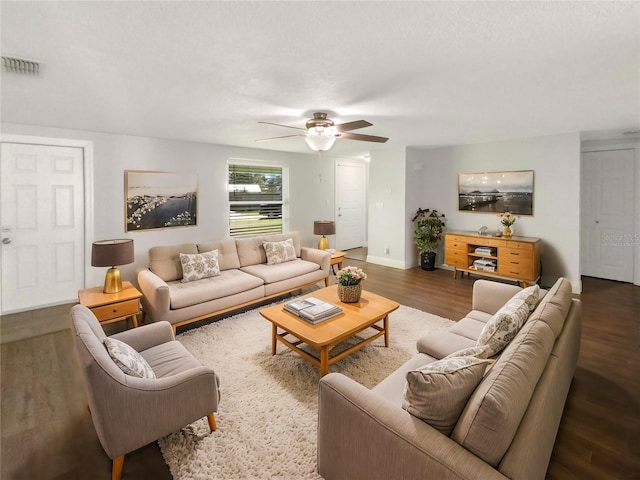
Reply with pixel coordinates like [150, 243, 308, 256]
[1, 1, 639, 157]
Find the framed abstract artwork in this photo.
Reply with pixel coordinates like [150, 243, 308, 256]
[125, 170, 198, 231]
[458, 170, 534, 215]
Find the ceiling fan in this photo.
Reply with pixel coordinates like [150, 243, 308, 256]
[257, 112, 389, 152]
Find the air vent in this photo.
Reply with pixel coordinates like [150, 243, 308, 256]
[2, 56, 41, 76]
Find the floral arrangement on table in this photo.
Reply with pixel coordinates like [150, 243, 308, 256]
[412, 208, 446, 254]
[337, 265, 367, 286]
[498, 212, 516, 236]
[336, 265, 367, 303]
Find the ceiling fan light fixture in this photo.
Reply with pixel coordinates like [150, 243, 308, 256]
[305, 126, 337, 151]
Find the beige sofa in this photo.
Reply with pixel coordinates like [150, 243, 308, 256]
[318, 277, 581, 480]
[138, 232, 330, 331]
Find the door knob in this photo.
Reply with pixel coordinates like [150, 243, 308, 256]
[2, 237, 11, 244]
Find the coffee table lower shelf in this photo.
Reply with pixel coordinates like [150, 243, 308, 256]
[272, 320, 388, 376]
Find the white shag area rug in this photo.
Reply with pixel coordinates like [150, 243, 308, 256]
[159, 303, 454, 479]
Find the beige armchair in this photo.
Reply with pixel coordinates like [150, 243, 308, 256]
[70, 305, 220, 480]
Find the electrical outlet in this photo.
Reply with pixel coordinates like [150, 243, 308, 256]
[385, 246, 390, 254]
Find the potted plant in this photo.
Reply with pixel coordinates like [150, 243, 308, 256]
[412, 208, 446, 271]
[336, 265, 367, 303]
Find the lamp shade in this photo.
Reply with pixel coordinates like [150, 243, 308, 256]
[91, 239, 134, 267]
[314, 221, 336, 236]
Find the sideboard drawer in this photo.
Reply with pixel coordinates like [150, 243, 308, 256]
[92, 299, 140, 322]
[505, 241, 534, 251]
[445, 249, 468, 267]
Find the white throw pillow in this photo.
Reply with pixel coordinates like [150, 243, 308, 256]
[180, 250, 220, 283]
[403, 356, 490, 435]
[263, 238, 297, 265]
[476, 287, 538, 357]
[104, 337, 156, 379]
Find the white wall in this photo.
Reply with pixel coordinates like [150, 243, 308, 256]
[1, 122, 335, 288]
[367, 147, 407, 268]
[405, 148, 426, 268]
[418, 133, 582, 292]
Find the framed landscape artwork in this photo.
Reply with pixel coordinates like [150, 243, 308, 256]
[125, 170, 198, 231]
[458, 170, 534, 215]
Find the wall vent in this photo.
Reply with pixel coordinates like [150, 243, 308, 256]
[2, 56, 41, 76]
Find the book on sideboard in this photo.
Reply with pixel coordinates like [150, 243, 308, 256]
[284, 297, 343, 324]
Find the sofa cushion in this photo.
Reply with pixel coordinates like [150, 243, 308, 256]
[476, 289, 534, 357]
[527, 278, 572, 337]
[104, 337, 156, 379]
[448, 317, 487, 341]
[263, 238, 297, 265]
[241, 259, 319, 284]
[451, 317, 557, 466]
[149, 243, 198, 281]
[416, 331, 477, 359]
[197, 238, 241, 271]
[180, 251, 221, 283]
[403, 356, 490, 436]
[168, 269, 264, 309]
[236, 232, 301, 267]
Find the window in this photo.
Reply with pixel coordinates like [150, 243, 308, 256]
[228, 162, 287, 237]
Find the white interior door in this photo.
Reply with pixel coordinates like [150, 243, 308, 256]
[580, 148, 635, 282]
[1, 142, 85, 313]
[335, 161, 366, 251]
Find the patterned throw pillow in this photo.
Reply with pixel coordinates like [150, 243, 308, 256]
[179, 250, 220, 283]
[444, 345, 491, 360]
[403, 356, 490, 435]
[104, 337, 156, 379]
[511, 284, 541, 312]
[263, 238, 297, 265]
[476, 288, 537, 357]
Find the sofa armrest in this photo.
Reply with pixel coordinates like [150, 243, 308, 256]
[318, 373, 508, 480]
[472, 280, 522, 315]
[137, 268, 171, 320]
[110, 321, 175, 351]
[301, 247, 331, 274]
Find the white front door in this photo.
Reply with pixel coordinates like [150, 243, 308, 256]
[0, 142, 85, 313]
[580, 148, 636, 282]
[335, 161, 366, 251]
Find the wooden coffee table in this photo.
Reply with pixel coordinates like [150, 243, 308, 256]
[259, 285, 399, 376]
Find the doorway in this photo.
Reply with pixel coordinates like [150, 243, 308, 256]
[1, 138, 92, 313]
[335, 160, 367, 251]
[580, 148, 636, 282]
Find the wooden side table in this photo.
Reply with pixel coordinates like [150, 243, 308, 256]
[325, 251, 346, 286]
[78, 281, 142, 328]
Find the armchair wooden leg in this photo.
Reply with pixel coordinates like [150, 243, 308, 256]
[112, 455, 124, 480]
[207, 412, 217, 432]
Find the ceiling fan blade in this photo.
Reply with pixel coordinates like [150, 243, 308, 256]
[255, 134, 306, 143]
[339, 132, 389, 143]
[335, 120, 373, 132]
[258, 121, 307, 132]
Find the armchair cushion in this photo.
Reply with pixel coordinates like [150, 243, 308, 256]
[104, 337, 156, 379]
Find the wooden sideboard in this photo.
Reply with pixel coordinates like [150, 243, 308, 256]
[445, 232, 541, 287]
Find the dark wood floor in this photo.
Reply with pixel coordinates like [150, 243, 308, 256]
[1, 263, 639, 479]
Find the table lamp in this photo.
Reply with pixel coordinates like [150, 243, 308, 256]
[91, 239, 134, 293]
[313, 220, 335, 250]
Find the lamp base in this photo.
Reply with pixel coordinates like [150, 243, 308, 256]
[103, 267, 123, 294]
[318, 236, 329, 250]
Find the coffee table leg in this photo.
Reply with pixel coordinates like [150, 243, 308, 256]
[384, 314, 390, 347]
[320, 346, 329, 376]
[272, 323, 277, 355]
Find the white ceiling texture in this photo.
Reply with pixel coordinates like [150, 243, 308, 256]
[1, 1, 639, 157]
